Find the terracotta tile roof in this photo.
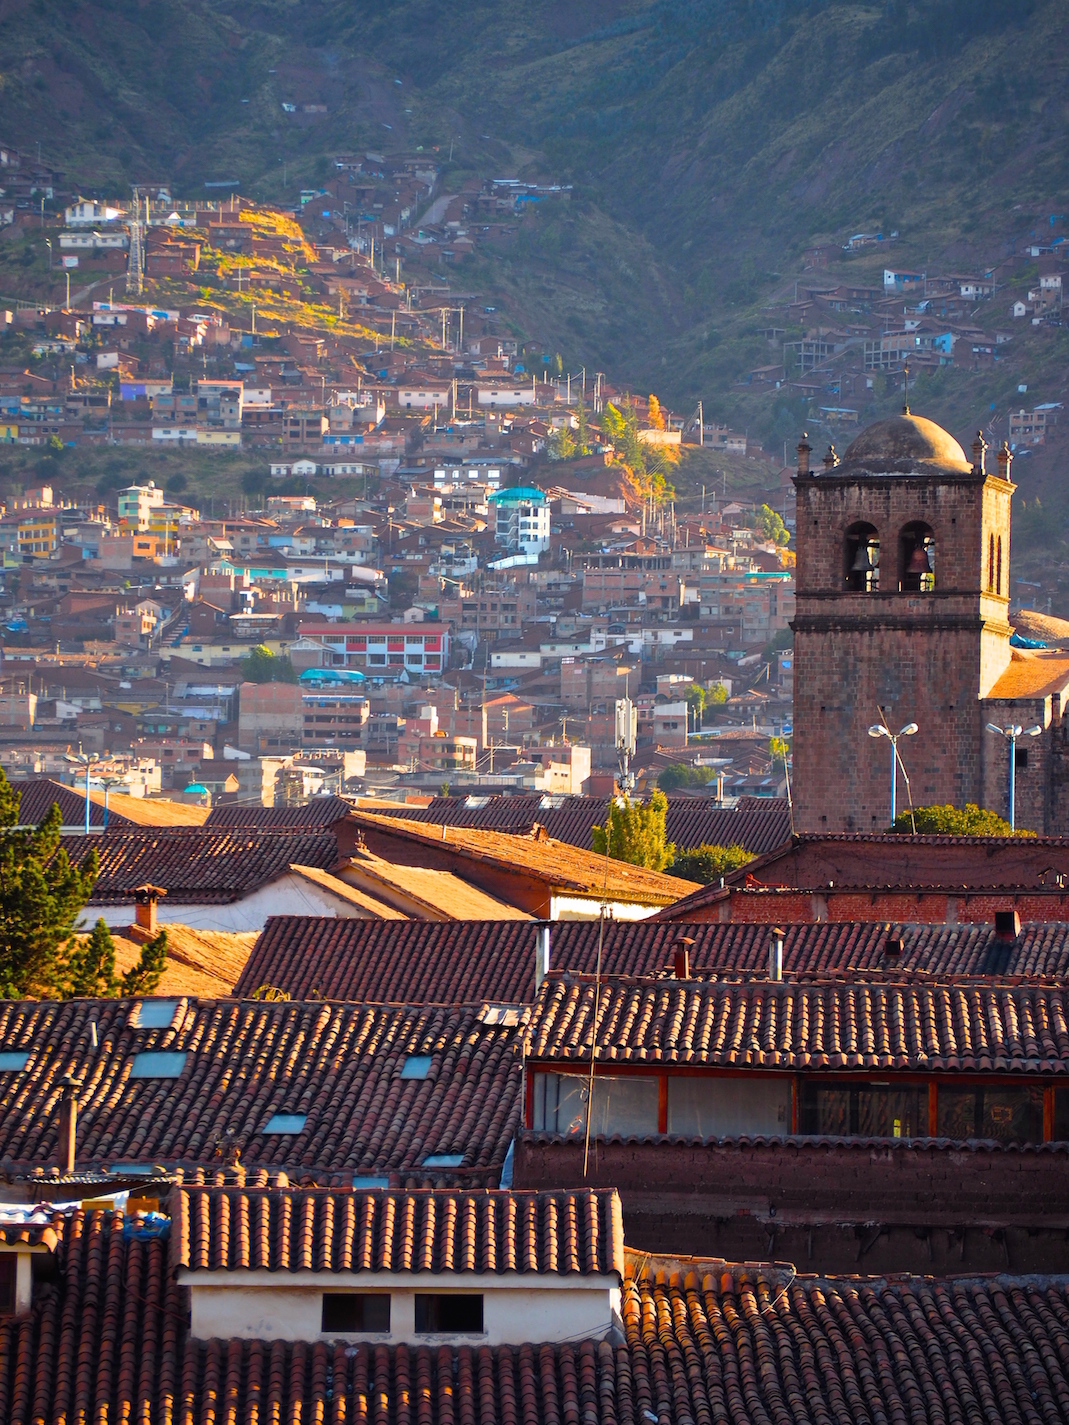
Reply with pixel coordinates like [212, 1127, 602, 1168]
[11, 777, 117, 828]
[526, 971, 1069, 1074]
[107, 925, 258, 996]
[63, 827, 341, 905]
[373, 793, 792, 855]
[351, 811, 699, 905]
[986, 650, 1069, 700]
[0, 999, 522, 1181]
[286, 863, 409, 918]
[87, 790, 211, 826]
[205, 795, 353, 829]
[236, 916, 1069, 1004]
[7, 1208, 1069, 1424]
[342, 853, 534, 920]
[173, 1185, 624, 1276]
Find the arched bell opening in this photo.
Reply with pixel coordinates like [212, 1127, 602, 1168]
[844, 522, 880, 593]
[899, 521, 936, 592]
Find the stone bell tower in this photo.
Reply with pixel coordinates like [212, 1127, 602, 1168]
[791, 410, 1015, 833]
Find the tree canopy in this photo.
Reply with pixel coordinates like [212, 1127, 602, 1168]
[0, 773, 99, 997]
[670, 844, 756, 884]
[888, 803, 1035, 836]
[755, 504, 790, 547]
[658, 763, 716, 792]
[241, 644, 299, 683]
[601, 398, 677, 508]
[592, 790, 675, 871]
[0, 771, 169, 997]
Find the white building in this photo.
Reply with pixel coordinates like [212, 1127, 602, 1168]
[65, 200, 123, 227]
[490, 487, 551, 557]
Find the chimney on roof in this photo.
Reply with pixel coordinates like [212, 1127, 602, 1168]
[673, 936, 695, 980]
[768, 927, 784, 981]
[883, 934, 903, 966]
[994, 909, 1021, 942]
[58, 1075, 80, 1174]
[535, 923, 551, 990]
[796, 433, 812, 477]
[132, 883, 166, 935]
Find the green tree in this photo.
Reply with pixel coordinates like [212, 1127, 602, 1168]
[756, 504, 790, 547]
[708, 682, 729, 706]
[575, 400, 593, 456]
[685, 684, 706, 731]
[889, 803, 1034, 836]
[241, 644, 298, 683]
[66, 918, 169, 997]
[658, 763, 715, 792]
[592, 790, 675, 871]
[548, 424, 577, 461]
[670, 844, 755, 884]
[0, 772, 99, 998]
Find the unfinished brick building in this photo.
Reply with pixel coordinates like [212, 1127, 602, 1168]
[792, 409, 1069, 831]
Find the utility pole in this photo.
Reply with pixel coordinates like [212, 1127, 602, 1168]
[698, 399, 704, 447]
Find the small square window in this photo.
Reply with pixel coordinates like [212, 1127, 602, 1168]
[263, 1113, 307, 1135]
[415, 1294, 483, 1334]
[0, 1052, 29, 1072]
[128, 1051, 187, 1080]
[322, 1293, 391, 1333]
[0, 1255, 14, 1316]
[401, 1055, 432, 1080]
[352, 1175, 389, 1189]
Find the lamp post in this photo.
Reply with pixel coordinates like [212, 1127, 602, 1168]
[985, 722, 1042, 831]
[97, 775, 124, 828]
[64, 747, 99, 834]
[867, 721, 918, 825]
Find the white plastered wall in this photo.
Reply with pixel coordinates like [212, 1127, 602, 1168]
[181, 1269, 621, 1347]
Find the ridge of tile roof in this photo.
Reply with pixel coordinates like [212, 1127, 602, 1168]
[205, 795, 353, 829]
[371, 793, 792, 856]
[7, 1208, 1069, 1425]
[0, 999, 522, 1181]
[172, 1185, 624, 1277]
[62, 827, 341, 904]
[10, 777, 116, 828]
[235, 916, 1069, 1004]
[349, 810, 699, 904]
[88, 790, 212, 826]
[526, 970, 1069, 1073]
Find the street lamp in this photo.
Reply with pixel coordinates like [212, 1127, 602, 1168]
[64, 747, 99, 834]
[97, 774, 125, 828]
[985, 722, 1042, 831]
[867, 721, 918, 825]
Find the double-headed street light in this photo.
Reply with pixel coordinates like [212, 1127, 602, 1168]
[867, 721, 918, 826]
[985, 722, 1042, 831]
[64, 747, 99, 835]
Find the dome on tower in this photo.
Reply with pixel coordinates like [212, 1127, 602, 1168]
[834, 411, 971, 475]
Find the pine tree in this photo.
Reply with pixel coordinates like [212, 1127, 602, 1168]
[0, 771, 99, 998]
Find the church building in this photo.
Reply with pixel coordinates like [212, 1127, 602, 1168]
[792, 409, 1069, 833]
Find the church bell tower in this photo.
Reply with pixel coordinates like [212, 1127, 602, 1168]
[791, 410, 1014, 832]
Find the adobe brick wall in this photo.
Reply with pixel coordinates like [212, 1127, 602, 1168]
[793, 466, 1014, 832]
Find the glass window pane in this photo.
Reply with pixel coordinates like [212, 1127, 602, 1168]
[1054, 1088, 1069, 1143]
[668, 1077, 790, 1138]
[801, 1085, 851, 1136]
[937, 1087, 978, 1140]
[322, 1293, 390, 1333]
[981, 1086, 1044, 1145]
[531, 1073, 657, 1137]
[856, 1087, 926, 1139]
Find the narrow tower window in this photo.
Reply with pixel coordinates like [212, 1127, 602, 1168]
[996, 536, 1002, 596]
[844, 523, 879, 593]
[988, 533, 995, 592]
[899, 522, 935, 593]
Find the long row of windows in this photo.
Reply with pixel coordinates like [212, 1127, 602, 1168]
[530, 1071, 1069, 1146]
